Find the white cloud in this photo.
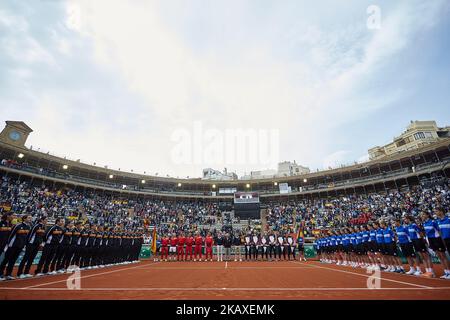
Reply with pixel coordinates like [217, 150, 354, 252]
[0, 0, 448, 178]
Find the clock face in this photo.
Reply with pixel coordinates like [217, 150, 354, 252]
[9, 131, 21, 141]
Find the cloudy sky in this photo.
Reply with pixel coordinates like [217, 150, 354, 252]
[1, 0, 449, 178]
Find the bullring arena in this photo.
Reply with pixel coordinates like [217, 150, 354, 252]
[1, 121, 450, 300]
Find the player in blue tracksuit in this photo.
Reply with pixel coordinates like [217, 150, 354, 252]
[316, 236, 323, 262]
[342, 229, 350, 266]
[421, 211, 448, 278]
[327, 233, 334, 263]
[322, 236, 328, 262]
[394, 219, 417, 274]
[322, 236, 329, 263]
[328, 234, 334, 263]
[348, 227, 359, 267]
[335, 230, 344, 265]
[380, 220, 404, 273]
[404, 215, 428, 276]
[360, 225, 370, 268]
[327, 235, 333, 263]
[434, 208, 450, 279]
[331, 232, 339, 263]
[366, 223, 380, 270]
[323, 235, 331, 263]
[374, 221, 388, 270]
[317, 236, 324, 262]
[354, 226, 364, 268]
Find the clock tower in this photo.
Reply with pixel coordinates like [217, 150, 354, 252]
[0, 121, 33, 148]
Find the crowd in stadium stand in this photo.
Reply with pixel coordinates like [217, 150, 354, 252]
[0, 172, 449, 280]
[0, 175, 224, 235]
[266, 181, 449, 237]
[1, 174, 449, 235]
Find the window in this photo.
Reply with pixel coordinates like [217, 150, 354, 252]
[424, 132, 433, 138]
[396, 139, 406, 147]
[414, 132, 425, 140]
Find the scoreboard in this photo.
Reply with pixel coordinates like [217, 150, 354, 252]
[234, 192, 260, 219]
[234, 192, 260, 203]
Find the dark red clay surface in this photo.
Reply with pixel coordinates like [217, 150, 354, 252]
[1, 259, 449, 300]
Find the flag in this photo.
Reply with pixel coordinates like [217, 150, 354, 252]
[297, 221, 305, 239]
[297, 228, 304, 240]
[295, 220, 305, 239]
[151, 228, 157, 254]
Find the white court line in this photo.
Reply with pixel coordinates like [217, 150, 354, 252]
[146, 267, 225, 270]
[5, 261, 441, 291]
[301, 261, 450, 283]
[0, 261, 147, 284]
[230, 266, 315, 269]
[22, 261, 161, 289]
[1, 263, 315, 285]
[142, 266, 315, 270]
[290, 261, 431, 289]
[1, 286, 450, 291]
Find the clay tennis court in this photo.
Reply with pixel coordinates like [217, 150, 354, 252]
[1, 260, 449, 300]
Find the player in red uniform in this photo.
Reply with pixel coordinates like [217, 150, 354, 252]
[177, 232, 186, 261]
[194, 231, 203, 261]
[161, 234, 169, 262]
[185, 232, 194, 261]
[169, 234, 178, 261]
[205, 232, 214, 262]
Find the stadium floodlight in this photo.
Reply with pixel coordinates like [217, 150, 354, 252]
[303, 178, 308, 183]
[212, 184, 216, 189]
[141, 180, 146, 184]
[109, 174, 114, 179]
[274, 182, 278, 186]
[177, 182, 182, 187]
[18, 153, 24, 159]
[246, 183, 250, 188]
[62, 164, 68, 170]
